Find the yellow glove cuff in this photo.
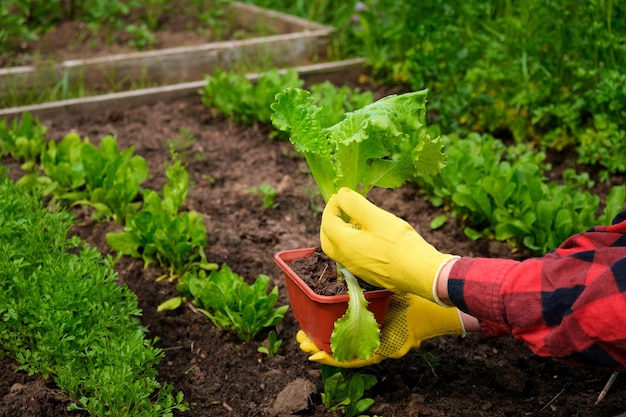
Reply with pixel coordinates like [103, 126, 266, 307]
[378, 294, 465, 359]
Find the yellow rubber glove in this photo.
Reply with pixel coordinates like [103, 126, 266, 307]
[321, 187, 457, 304]
[297, 294, 465, 368]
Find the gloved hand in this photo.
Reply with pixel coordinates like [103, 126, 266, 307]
[321, 187, 457, 305]
[297, 294, 465, 368]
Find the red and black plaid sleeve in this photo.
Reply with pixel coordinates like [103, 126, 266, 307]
[447, 210, 626, 370]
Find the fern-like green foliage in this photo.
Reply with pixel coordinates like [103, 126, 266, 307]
[0, 168, 188, 416]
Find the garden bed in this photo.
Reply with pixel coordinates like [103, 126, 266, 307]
[1, 73, 625, 417]
[0, 2, 333, 107]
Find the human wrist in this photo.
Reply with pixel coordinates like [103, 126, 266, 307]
[459, 311, 481, 333]
[435, 256, 458, 306]
[438, 258, 481, 333]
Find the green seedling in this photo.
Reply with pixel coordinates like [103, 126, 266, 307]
[200, 68, 303, 125]
[38, 132, 148, 224]
[257, 330, 283, 357]
[321, 365, 377, 417]
[249, 183, 278, 209]
[0, 112, 47, 172]
[168, 265, 288, 342]
[106, 147, 217, 279]
[416, 132, 626, 254]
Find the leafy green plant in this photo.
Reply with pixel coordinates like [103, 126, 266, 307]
[257, 330, 283, 357]
[321, 365, 377, 417]
[0, 112, 47, 172]
[199, 69, 375, 135]
[271, 87, 446, 362]
[249, 183, 278, 209]
[106, 147, 217, 279]
[577, 113, 626, 182]
[37, 133, 149, 223]
[308, 81, 374, 127]
[238, 0, 357, 58]
[126, 22, 156, 50]
[140, 0, 169, 29]
[78, 134, 149, 223]
[38, 132, 88, 198]
[82, 0, 137, 42]
[200, 68, 304, 125]
[162, 265, 288, 342]
[350, 0, 626, 161]
[0, 169, 188, 417]
[167, 126, 197, 151]
[0, 2, 38, 55]
[416, 133, 626, 254]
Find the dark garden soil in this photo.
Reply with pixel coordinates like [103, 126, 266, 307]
[1, 73, 626, 417]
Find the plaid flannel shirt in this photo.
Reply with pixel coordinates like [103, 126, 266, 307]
[448, 210, 626, 370]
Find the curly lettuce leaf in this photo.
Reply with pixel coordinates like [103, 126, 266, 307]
[330, 269, 380, 362]
[271, 87, 446, 202]
[271, 88, 337, 201]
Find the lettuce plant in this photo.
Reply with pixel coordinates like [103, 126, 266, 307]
[321, 365, 377, 417]
[270, 88, 446, 361]
[160, 265, 288, 342]
[0, 112, 47, 172]
[106, 148, 217, 279]
[37, 132, 148, 224]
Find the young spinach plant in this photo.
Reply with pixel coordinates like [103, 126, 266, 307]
[249, 183, 278, 209]
[37, 132, 148, 223]
[160, 265, 288, 342]
[321, 365, 377, 417]
[257, 330, 283, 357]
[270, 88, 446, 362]
[0, 112, 47, 173]
[106, 147, 217, 279]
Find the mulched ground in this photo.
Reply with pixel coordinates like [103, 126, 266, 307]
[1, 74, 625, 417]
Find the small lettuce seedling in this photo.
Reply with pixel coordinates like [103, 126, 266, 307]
[271, 88, 446, 362]
[321, 365, 377, 417]
[257, 330, 283, 357]
[249, 183, 278, 209]
[106, 147, 217, 279]
[36, 132, 148, 224]
[161, 265, 289, 342]
[0, 112, 47, 172]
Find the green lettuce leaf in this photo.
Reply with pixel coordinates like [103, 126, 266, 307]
[330, 269, 380, 362]
[271, 87, 446, 202]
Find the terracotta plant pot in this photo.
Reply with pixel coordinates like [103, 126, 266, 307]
[274, 247, 393, 354]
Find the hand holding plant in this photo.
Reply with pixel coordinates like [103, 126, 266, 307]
[297, 294, 465, 367]
[271, 87, 446, 362]
[321, 188, 455, 304]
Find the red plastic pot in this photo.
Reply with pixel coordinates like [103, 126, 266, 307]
[274, 247, 393, 354]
